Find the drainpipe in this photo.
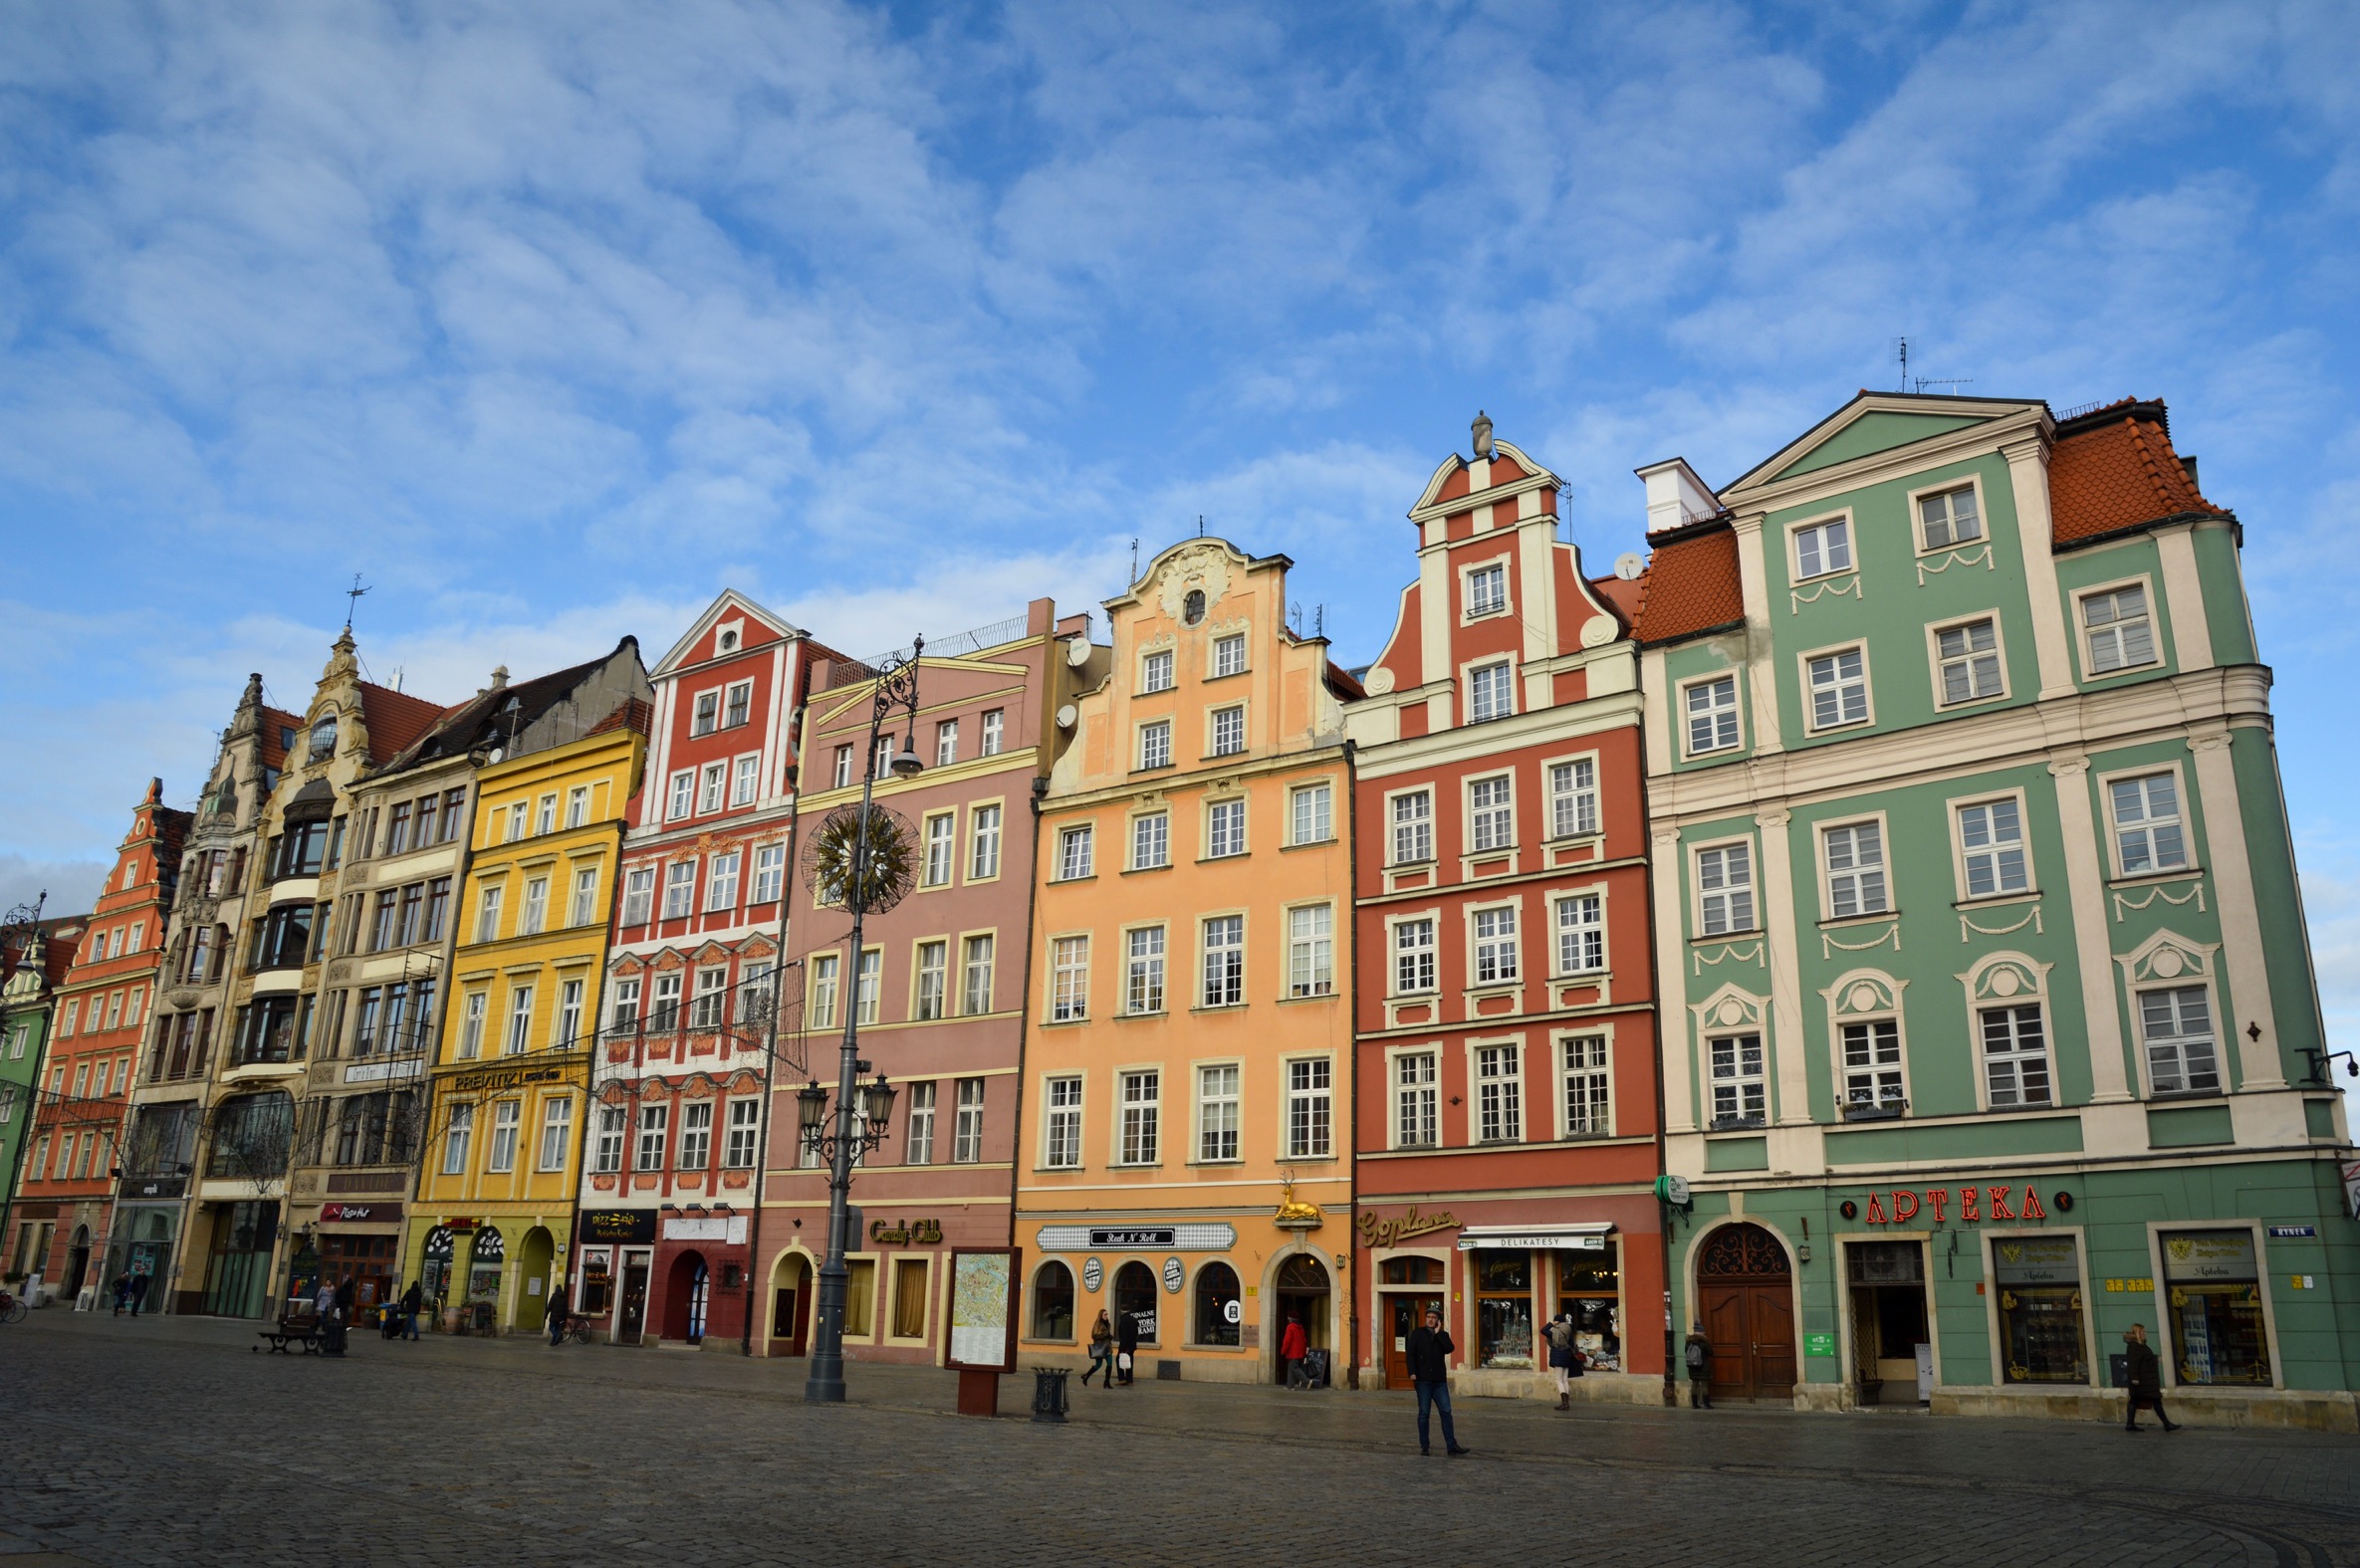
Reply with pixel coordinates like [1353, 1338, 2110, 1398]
[1635, 706, 1675, 1406]
[1342, 736, 1361, 1391]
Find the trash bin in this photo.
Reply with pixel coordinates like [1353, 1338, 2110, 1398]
[1031, 1367, 1070, 1424]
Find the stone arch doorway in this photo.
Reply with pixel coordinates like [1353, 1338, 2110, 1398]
[515, 1228, 554, 1335]
[66, 1224, 92, 1301]
[1696, 1223, 1796, 1402]
[769, 1252, 812, 1357]
[1273, 1253, 1330, 1385]
[665, 1249, 710, 1345]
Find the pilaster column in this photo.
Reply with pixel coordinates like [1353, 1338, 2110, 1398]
[1754, 807, 1811, 1125]
[2187, 723, 2285, 1089]
[2048, 754, 2133, 1103]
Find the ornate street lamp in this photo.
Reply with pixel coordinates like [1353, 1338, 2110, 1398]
[798, 637, 924, 1404]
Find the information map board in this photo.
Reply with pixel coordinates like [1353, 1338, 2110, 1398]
[945, 1246, 1020, 1374]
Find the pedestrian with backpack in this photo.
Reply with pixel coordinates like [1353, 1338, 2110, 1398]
[1684, 1322, 1713, 1408]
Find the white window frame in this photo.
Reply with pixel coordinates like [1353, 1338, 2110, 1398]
[1124, 925, 1167, 1015]
[1819, 814, 1892, 920]
[724, 1097, 761, 1168]
[1979, 1002, 2054, 1110]
[1467, 773, 1515, 853]
[732, 754, 761, 807]
[1287, 902, 1334, 998]
[1049, 933, 1089, 1022]
[1290, 781, 1332, 845]
[1200, 914, 1245, 1008]
[1800, 642, 1873, 733]
[1462, 557, 1511, 618]
[1708, 1032, 1768, 1127]
[441, 1102, 473, 1175]
[1681, 673, 1743, 758]
[1130, 809, 1170, 871]
[961, 933, 995, 1015]
[1196, 1060, 1242, 1163]
[662, 859, 697, 920]
[1057, 823, 1094, 882]
[1468, 900, 1520, 989]
[1389, 913, 1438, 996]
[1141, 648, 1176, 693]
[486, 1099, 521, 1174]
[968, 802, 1004, 882]
[1388, 786, 1433, 866]
[914, 940, 948, 1021]
[2099, 763, 2196, 880]
[1546, 753, 1599, 840]
[621, 867, 654, 926]
[1466, 659, 1515, 723]
[1389, 1046, 1439, 1150]
[723, 679, 754, 729]
[634, 1103, 670, 1171]
[1557, 1032, 1612, 1139]
[699, 763, 727, 815]
[672, 1097, 706, 1172]
[1116, 1068, 1161, 1166]
[705, 849, 740, 912]
[935, 719, 960, 767]
[1138, 719, 1173, 771]
[904, 1080, 936, 1166]
[457, 991, 488, 1059]
[980, 710, 1004, 756]
[1044, 1074, 1084, 1169]
[1471, 1039, 1523, 1143]
[1929, 612, 2009, 708]
[538, 1096, 574, 1172]
[1212, 633, 1247, 679]
[519, 875, 549, 936]
[1282, 1054, 1333, 1158]
[1789, 511, 1854, 581]
[1551, 890, 1605, 976]
[1205, 797, 1247, 859]
[753, 843, 786, 904]
[1910, 474, 1988, 555]
[2140, 983, 2223, 1097]
[1837, 1016, 1908, 1115]
[570, 866, 600, 927]
[1693, 837, 1757, 937]
[591, 1105, 625, 1174]
[666, 771, 695, 821]
[2075, 575, 2162, 679]
[1952, 789, 2034, 901]
[830, 746, 854, 789]
[690, 689, 722, 737]
[952, 1078, 987, 1163]
[504, 986, 535, 1055]
[1209, 705, 1245, 758]
[923, 811, 956, 888]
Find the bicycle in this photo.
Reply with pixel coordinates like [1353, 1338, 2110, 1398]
[560, 1312, 591, 1344]
[0, 1289, 27, 1325]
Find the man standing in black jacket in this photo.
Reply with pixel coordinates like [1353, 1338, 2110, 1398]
[2122, 1323, 2179, 1432]
[1403, 1307, 1470, 1456]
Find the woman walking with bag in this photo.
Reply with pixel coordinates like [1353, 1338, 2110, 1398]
[1545, 1312, 1582, 1410]
[1080, 1309, 1115, 1386]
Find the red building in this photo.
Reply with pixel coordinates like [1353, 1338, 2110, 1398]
[579, 591, 837, 1349]
[14, 781, 189, 1308]
[1344, 417, 1665, 1400]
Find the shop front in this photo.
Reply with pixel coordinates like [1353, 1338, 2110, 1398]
[104, 1199, 184, 1314]
[194, 1198, 280, 1319]
[311, 1202, 404, 1325]
[405, 1210, 573, 1336]
[575, 1208, 656, 1345]
[650, 1208, 750, 1349]
[760, 1202, 1010, 1367]
[1356, 1195, 1666, 1404]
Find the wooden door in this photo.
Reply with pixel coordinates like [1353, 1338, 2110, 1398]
[1696, 1224, 1795, 1402]
[1384, 1294, 1443, 1388]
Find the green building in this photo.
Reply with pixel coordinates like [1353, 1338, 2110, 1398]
[1634, 393, 2356, 1428]
[1, 913, 90, 1272]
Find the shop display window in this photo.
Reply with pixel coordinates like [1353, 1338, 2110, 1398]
[1476, 1251, 1534, 1368]
[1993, 1233, 2087, 1385]
[1032, 1261, 1074, 1340]
[2161, 1231, 2271, 1386]
[1114, 1260, 1159, 1342]
[1195, 1261, 1241, 1347]
[579, 1253, 613, 1316]
[843, 1259, 875, 1337]
[892, 1258, 928, 1339]
[1555, 1242, 1622, 1371]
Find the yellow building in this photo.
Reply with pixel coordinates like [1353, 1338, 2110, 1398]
[1014, 539, 1361, 1384]
[405, 696, 647, 1334]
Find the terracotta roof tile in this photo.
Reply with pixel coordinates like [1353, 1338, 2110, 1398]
[358, 682, 448, 763]
[258, 706, 304, 771]
[1588, 573, 1643, 624]
[2050, 401, 2220, 546]
[1633, 526, 1745, 645]
[587, 695, 653, 739]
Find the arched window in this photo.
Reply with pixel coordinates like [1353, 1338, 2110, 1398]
[1194, 1261, 1240, 1347]
[1182, 589, 1207, 626]
[1033, 1260, 1075, 1341]
[1113, 1260, 1159, 1340]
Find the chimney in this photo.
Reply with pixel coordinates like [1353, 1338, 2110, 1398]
[1634, 458, 1721, 537]
[491, 665, 510, 690]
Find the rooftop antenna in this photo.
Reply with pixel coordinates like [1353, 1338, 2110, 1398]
[344, 573, 369, 630]
[1895, 337, 1911, 393]
[1196, 514, 1205, 539]
[1915, 376, 1975, 394]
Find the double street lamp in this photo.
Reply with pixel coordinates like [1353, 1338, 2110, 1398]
[801, 637, 924, 1404]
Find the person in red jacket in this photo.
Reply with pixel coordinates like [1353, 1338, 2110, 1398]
[1281, 1315, 1309, 1389]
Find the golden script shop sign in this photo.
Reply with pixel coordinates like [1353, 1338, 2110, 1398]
[1357, 1207, 1459, 1248]
[870, 1218, 944, 1245]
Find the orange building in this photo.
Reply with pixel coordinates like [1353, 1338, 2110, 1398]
[1014, 540, 1362, 1385]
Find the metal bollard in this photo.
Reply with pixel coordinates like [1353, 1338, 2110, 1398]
[1031, 1367, 1070, 1423]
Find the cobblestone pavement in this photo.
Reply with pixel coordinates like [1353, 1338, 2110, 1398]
[3, 1310, 2356, 1567]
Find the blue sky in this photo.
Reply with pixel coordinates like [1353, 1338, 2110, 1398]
[3, 1, 2356, 1061]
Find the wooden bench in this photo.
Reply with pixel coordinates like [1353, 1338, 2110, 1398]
[255, 1311, 324, 1354]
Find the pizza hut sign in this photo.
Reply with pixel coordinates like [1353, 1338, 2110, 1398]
[1838, 1186, 2073, 1226]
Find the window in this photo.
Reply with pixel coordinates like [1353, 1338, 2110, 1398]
[1393, 917, 1436, 994]
[1466, 562, 1507, 616]
[1207, 798, 1246, 858]
[1473, 905, 1519, 985]
[1118, 1070, 1160, 1165]
[724, 1098, 760, 1167]
[753, 844, 785, 904]
[676, 1100, 713, 1171]
[1958, 799, 2028, 897]
[1470, 776, 1514, 851]
[1468, 661, 1514, 722]
[1548, 759, 1598, 839]
[1200, 915, 1244, 1007]
[2143, 986, 2221, 1095]
[1142, 649, 1175, 692]
[621, 868, 654, 926]
[914, 941, 948, 1021]
[441, 1102, 473, 1175]
[1195, 1063, 1240, 1162]
[1793, 517, 1851, 578]
[1044, 1076, 1083, 1168]
[2161, 1229, 2271, 1387]
[855, 949, 880, 1026]
[609, 979, 641, 1031]
[634, 1105, 669, 1171]
[1823, 821, 1889, 918]
[663, 861, 696, 919]
[370, 890, 398, 952]
[592, 1106, 625, 1173]
[1182, 590, 1207, 626]
[969, 804, 1002, 880]
[1058, 824, 1094, 881]
[1286, 1057, 1332, 1157]
[1289, 782, 1332, 844]
[1937, 618, 2004, 704]
[1561, 1035, 1610, 1136]
[1697, 843, 1755, 935]
[1394, 1051, 1438, 1148]
[952, 1077, 985, 1163]
[699, 764, 726, 814]
[831, 746, 854, 788]
[692, 690, 721, 736]
[980, 710, 1004, 756]
[809, 954, 838, 1030]
[2082, 584, 2156, 674]
[667, 772, 694, 820]
[961, 934, 994, 1014]
[474, 885, 503, 943]
[690, 968, 727, 1030]
[733, 756, 760, 806]
[556, 979, 585, 1049]
[519, 876, 549, 936]
[457, 992, 487, 1058]
[1841, 1020, 1904, 1112]
[1131, 810, 1170, 870]
[1211, 706, 1245, 757]
[1475, 1044, 1521, 1142]
[650, 974, 681, 1033]
[1806, 647, 1869, 730]
[1709, 1033, 1766, 1126]
[1051, 936, 1089, 1021]
[539, 1098, 573, 1171]
[1392, 790, 1432, 864]
[537, 793, 558, 835]
[571, 867, 600, 927]
[1919, 484, 1983, 549]
[1288, 905, 1333, 997]
[1686, 676, 1741, 756]
[1213, 633, 1247, 677]
[442, 788, 467, 842]
[1554, 893, 1603, 974]
[504, 987, 534, 1054]
[2111, 774, 2188, 874]
[923, 813, 955, 887]
[487, 1100, 521, 1173]
[905, 1081, 937, 1165]
[1126, 927, 1166, 1014]
[724, 680, 753, 729]
[1982, 1005, 2051, 1106]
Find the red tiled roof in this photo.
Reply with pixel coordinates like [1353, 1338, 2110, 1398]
[359, 682, 448, 763]
[258, 706, 304, 771]
[2049, 402, 2221, 546]
[1588, 574, 1643, 624]
[588, 696, 653, 739]
[1632, 526, 1745, 645]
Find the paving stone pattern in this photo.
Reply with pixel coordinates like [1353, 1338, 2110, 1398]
[3, 1312, 2356, 1567]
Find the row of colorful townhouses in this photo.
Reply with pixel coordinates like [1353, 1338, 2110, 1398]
[5, 390, 2355, 1428]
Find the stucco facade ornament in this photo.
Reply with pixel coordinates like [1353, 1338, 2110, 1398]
[1155, 544, 1234, 623]
[1362, 666, 1395, 695]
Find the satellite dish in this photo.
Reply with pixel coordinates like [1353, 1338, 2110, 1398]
[1064, 637, 1091, 668]
[1613, 553, 1644, 581]
[1056, 704, 1078, 731]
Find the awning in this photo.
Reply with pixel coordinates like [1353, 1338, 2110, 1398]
[1454, 1223, 1615, 1252]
